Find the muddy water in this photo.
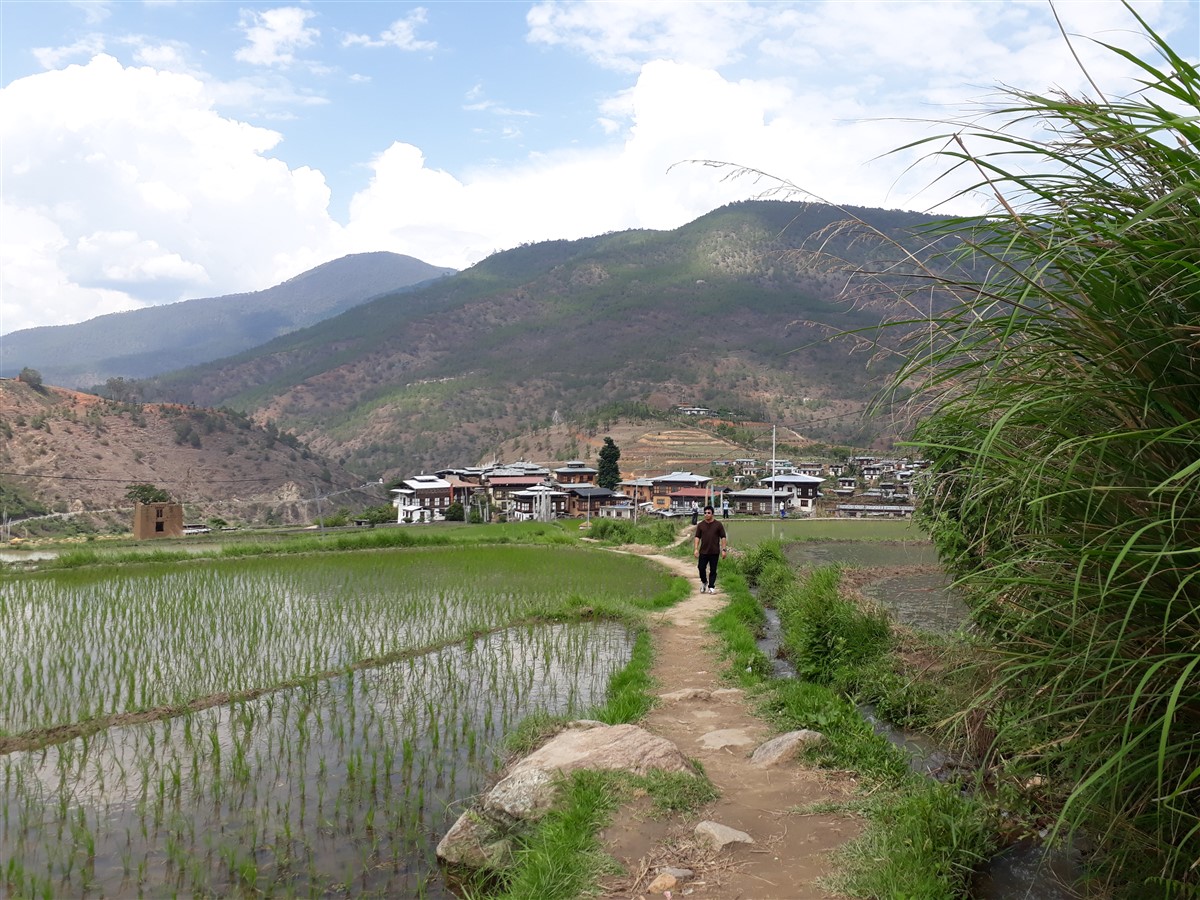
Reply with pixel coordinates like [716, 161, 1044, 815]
[1, 621, 635, 899]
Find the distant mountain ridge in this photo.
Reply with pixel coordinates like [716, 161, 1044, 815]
[134, 200, 959, 478]
[0, 252, 455, 388]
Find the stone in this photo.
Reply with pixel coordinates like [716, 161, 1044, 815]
[435, 813, 513, 869]
[514, 723, 694, 778]
[697, 728, 755, 750]
[695, 820, 755, 850]
[711, 688, 745, 700]
[437, 724, 694, 875]
[647, 872, 677, 893]
[660, 866, 694, 879]
[749, 729, 826, 767]
[659, 687, 711, 701]
[482, 767, 557, 823]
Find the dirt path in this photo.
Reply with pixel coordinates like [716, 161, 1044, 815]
[597, 545, 862, 899]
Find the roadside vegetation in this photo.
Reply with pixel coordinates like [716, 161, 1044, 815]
[716, 544, 994, 899]
[850, 11, 1200, 895]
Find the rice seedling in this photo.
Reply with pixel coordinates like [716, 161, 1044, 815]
[0, 543, 678, 896]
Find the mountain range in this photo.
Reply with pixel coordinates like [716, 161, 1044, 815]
[133, 200, 954, 479]
[0, 199, 958, 529]
[0, 253, 454, 388]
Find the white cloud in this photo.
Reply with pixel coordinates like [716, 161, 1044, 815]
[235, 7, 320, 67]
[341, 7, 437, 51]
[0, 54, 346, 331]
[70, 1, 113, 26]
[33, 34, 107, 69]
[3, 0, 1193, 337]
[526, 0, 768, 72]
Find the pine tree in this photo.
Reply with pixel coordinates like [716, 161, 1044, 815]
[597, 437, 621, 490]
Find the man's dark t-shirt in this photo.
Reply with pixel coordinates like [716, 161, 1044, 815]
[694, 519, 726, 554]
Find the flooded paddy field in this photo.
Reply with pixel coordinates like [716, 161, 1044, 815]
[0, 546, 671, 897]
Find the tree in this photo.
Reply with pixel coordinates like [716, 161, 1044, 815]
[597, 436, 621, 490]
[358, 504, 395, 525]
[125, 483, 171, 504]
[17, 367, 43, 390]
[444, 501, 465, 521]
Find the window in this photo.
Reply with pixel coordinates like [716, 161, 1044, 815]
[155, 522, 164, 533]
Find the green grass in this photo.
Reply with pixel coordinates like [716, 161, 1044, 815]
[708, 545, 995, 898]
[857, 10, 1200, 891]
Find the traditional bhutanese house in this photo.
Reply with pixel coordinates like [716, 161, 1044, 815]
[564, 485, 617, 518]
[485, 471, 548, 506]
[650, 471, 711, 510]
[761, 473, 825, 513]
[510, 485, 569, 520]
[660, 485, 710, 514]
[553, 461, 598, 486]
[442, 475, 478, 504]
[618, 477, 655, 506]
[796, 462, 826, 478]
[391, 475, 453, 522]
[837, 476, 857, 491]
[734, 458, 761, 476]
[132, 501, 184, 539]
[598, 502, 637, 520]
[727, 488, 792, 516]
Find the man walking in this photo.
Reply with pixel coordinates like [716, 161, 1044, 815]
[693, 504, 728, 593]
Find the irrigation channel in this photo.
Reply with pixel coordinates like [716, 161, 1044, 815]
[767, 539, 1081, 900]
[0, 545, 672, 897]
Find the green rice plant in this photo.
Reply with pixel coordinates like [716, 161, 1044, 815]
[0, 546, 671, 736]
[853, 8, 1200, 890]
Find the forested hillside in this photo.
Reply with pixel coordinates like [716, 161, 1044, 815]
[136, 200, 957, 478]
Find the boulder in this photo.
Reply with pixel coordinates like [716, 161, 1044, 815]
[438, 723, 695, 875]
[749, 729, 825, 768]
[435, 812, 514, 870]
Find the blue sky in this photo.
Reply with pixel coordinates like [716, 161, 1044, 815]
[1, 0, 1197, 335]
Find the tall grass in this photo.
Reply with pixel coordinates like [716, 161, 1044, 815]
[861, 9, 1200, 891]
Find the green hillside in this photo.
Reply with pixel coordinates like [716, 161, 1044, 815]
[136, 200, 956, 477]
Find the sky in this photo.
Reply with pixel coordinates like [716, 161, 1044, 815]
[1, 1, 1197, 336]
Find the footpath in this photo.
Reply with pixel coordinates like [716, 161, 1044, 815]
[596, 546, 861, 899]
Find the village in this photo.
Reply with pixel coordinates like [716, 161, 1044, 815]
[389, 454, 923, 524]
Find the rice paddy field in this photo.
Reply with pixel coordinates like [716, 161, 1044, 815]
[0, 545, 675, 898]
[728, 517, 926, 547]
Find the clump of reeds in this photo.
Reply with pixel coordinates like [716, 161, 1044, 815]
[869, 7, 1200, 892]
